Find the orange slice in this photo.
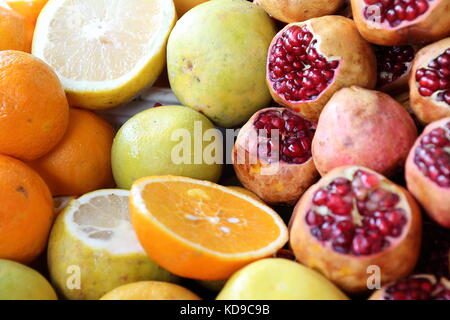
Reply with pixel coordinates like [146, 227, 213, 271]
[129, 176, 288, 280]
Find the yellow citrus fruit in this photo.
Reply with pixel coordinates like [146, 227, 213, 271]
[112, 106, 223, 189]
[0, 259, 57, 300]
[217, 258, 349, 300]
[48, 189, 178, 300]
[100, 281, 201, 300]
[32, 0, 176, 109]
[129, 175, 288, 280]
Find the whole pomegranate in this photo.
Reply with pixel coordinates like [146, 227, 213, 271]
[409, 38, 450, 124]
[405, 117, 450, 228]
[233, 107, 319, 205]
[290, 166, 422, 293]
[351, 0, 450, 46]
[375, 45, 416, 93]
[266, 16, 376, 122]
[254, 0, 345, 23]
[312, 86, 418, 177]
[370, 275, 450, 300]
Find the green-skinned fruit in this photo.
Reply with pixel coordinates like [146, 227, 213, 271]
[48, 189, 178, 300]
[112, 105, 223, 189]
[0, 259, 57, 300]
[167, 0, 277, 128]
[217, 258, 349, 300]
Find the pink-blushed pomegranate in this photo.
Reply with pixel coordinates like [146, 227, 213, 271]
[375, 44, 416, 93]
[405, 117, 450, 228]
[370, 275, 450, 300]
[312, 86, 418, 177]
[351, 0, 450, 46]
[266, 16, 376, 122]
[233, 107, 319, 205]
[290, 166, 422, 293]
[409, 38, 450, 124]
[254, 0, 345, 23]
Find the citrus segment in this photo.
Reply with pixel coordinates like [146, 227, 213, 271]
[130, 176, 289, 280]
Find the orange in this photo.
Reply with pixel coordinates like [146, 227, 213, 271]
[28, 108, 114, 196]
[0, 50, 69, 161]
[0, 5, 31, 52]
[129, 176, 288, 280]
[0, 154, 53, 263]
[5, 0, 48, 25]
[100, 281, 201, 300]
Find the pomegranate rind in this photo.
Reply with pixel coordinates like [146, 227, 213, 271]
[351, 0, 450, 46]
[405, 117, 450, 228]
[312, 86, 418, 177]
[266, 16, 377, 122]
[232, 107, 319, 205]
[255, 0, 345, 24]
[409, 38, 450, 125]
[290, 166, 422, 293]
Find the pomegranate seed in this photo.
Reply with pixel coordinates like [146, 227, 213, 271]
[268, 25, 340, 103]
[363, 0, 432, 27]
[414, 122, 450, 187]
[384, 276, 450, 300]
[375, 45, 415, 88]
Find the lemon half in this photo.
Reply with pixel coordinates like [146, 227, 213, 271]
[32, 0, 176, 109]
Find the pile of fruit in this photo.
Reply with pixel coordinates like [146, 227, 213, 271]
[0, 0, 449, 300]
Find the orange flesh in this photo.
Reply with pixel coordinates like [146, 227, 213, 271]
[141, 181, 282, 254]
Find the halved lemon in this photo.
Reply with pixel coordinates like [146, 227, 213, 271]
[48, 189, 177, 300]
[32, 0, 176, 109]
[129, 176, 289, 280]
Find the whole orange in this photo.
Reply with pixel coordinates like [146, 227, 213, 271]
[5, 0, 49, 25]
[0, 154, 53, 263]
[28, 108, 114, 196]
[0, 6, 31, 52]
[0, 50, 69, 161]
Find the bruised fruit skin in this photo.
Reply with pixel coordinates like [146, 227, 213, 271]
[217, 258, 349, 300]
[290, 166, 422, 293]
[267, 16, 376, 122]
[351, 0, 450, 46]
[409, 38, 450, 124]
[370, 275, 450, 300]
[405, 117, 450, 228]
[254, 0, 345, 23]
[312, 86, 418, 177]
[233, 107, 319, 205]
[375, 44, 416, 93]
[167, 0, 277, 127]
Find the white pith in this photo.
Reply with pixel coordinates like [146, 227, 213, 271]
[64, 189, 146, 255]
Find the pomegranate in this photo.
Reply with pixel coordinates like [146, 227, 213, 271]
[409, 38, 450, 124]
[233, 107, 319, 205]
[405, 117, 450, 228]
[289, 166, 422, 293]
[254, 0, 345, 23]
[351, 0, 450, 46]
[266, 16, 376, 122]
[375, 44, 416, 93]
[370, 275, 450, 300]
[312, 86, 418, 177]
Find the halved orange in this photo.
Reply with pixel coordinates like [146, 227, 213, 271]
[129, 176, 288, 280]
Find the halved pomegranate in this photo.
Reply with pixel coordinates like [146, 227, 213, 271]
[375, 44, 416, 93]
[266, 16, 376, 122]
[290, 166, 422, 293]
[254, 0, 345, 23]
[405, 117, 450, 228]
[410, 38, 450, 124]
[351, 0, 450, 45]
[370, 275, 450, 300]
[312, 86, 418, 177]
[233, 107, 319, 205]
